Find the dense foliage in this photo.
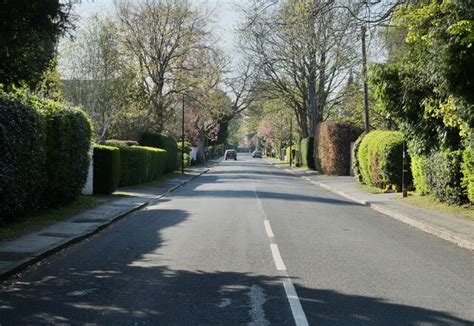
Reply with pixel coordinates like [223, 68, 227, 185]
[118, 146, 167, 187]
[314, 122, 361, 176]
[104, 139, 139, 147]
[300, 137, 315, 169]
[139, 132, 178, 173]
[93, 145, 121, 195]
[357, 131, 411, 191]
[411, 148, 471, 205]
[0, 88, 91, 223]
[0, 0, 72, 87]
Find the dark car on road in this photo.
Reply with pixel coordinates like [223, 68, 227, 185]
[224, 149, 237, 160]
[252, 149, 262, 158]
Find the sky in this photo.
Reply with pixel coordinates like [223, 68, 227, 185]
[69, 0, 245, 57]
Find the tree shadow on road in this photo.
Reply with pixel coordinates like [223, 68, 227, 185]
[0, 205, 471, 325]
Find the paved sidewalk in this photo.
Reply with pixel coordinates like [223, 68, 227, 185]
[267, 158, 474, 251]
[0, 167, 209, 280]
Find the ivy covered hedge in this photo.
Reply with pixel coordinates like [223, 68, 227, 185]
[314, 122, 361, 175]
[139, 132, 178, 172]
[356, 130, 411, 191]
[0, 89, 92, 223]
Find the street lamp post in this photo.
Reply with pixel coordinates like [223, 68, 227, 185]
[289, 117, 293, 167]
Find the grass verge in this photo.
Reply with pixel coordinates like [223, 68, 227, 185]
[402, 193, 474, 221]
[0, 195, 112, 242]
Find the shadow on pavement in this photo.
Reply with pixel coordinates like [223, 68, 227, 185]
[0, 205, 471, 325]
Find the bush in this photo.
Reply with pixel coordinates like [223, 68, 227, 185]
[41, 103, 92, 206]
[118, 146, 167, 187]
[104, 139, 139, 147]
[410, 154, 430, 195]
[93, 145, 121, 194]
[411, 149, 467, 205]
[0, 90, 46, 222]
[352, 132, 367, 183]
[178, 153, 191, 169]
[139, 132, 177, 172]
[314, 122, 361, 175]
[300, 137, 315, 169]
[357, 130, 411, 190]
[0, 89, 92, 223]
[177, 141, 192, 153]
[461, 145, 473, 203]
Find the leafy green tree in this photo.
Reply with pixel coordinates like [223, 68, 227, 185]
[0, 0, 72, 88]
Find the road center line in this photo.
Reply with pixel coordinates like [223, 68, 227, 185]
[264, 220, 274, 238]
[270, 244, 287, 271]
[283, 278, 309, 326]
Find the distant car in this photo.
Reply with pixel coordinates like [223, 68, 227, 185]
[252, 150, 262, 158]
[224, 149, 237, 160]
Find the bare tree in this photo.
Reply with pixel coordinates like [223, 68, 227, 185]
[115, 0, 212, 131]
[240, 0, 362, 138]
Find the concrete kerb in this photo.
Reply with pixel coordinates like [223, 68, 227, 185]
[0, 168, 210, 281]
[264, 158, 473, 251]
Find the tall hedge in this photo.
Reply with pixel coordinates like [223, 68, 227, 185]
[300, 137, 315, 169]
[0, 91, 46, 222]
[462, 146, 473, 203]
[314, 122, 361, 175]
[139, 132, 177, 172]
[411, 148, 470, 205]
[357, 130, 411, 190]
[93, 145, 121, 195]
[0, 89, 92, 223]
[41, 103, 92, 206]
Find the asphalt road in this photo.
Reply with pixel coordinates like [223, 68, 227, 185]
[1, 154, 473, 325]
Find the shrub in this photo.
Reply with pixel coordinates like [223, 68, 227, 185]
[300, 137, 315, 169]
[118, 146, 167, 187]
[139, 132, 177, 172]
[93, 145, 121, 194]
[357, 130, 411, 190]
[177, 141, 192, 153]
[104, 139, 139, 147]
[0, 90, 46, 222]
[410, 154, 430, 195]
[352, 132, 367, 183]
[0, 89, 92, 223]
[314, 122, 361, 175]
[41, 103, 92, 206]
[461, 145, 473, 203]
[178, 153, 191, 169]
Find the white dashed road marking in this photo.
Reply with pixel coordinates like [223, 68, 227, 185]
[264, 220, 274, 238]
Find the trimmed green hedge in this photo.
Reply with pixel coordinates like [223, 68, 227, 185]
[41, 103, 92, 206]
[300, 137, 315, 169]
[0, 89, 92, 223]
[104, 139, 139, 147]
[357, 130, 411, 191]
[118, 146, 167, 187]
[314, 122, 361, 175]
[411, 148, 469, 205]
[93, 145, 121, 194]
[139, 132, 177, 172]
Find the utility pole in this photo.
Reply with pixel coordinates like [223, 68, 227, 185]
[181, 94, 185, 174]
[361, 25, 370, 133]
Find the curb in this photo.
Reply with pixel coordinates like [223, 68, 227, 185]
[0, 168, 210, 281]
[266, 159, 473, 251]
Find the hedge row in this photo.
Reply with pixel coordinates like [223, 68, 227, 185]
[93, 145, 121, 194]
[139, 132, 177, 173]
[314, 122, 361, 175]
[0, 89, 92, 223]
[411, 147, 472, 205]
[104, 139, 139, 147]
[300, 137, 315, 169]
[93, 145, 167, 194]
[356, 130, 411, 191]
